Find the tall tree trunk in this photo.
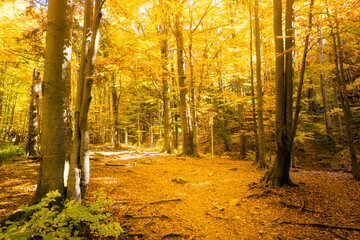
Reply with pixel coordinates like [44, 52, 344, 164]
[26, 69, 42, 157]
[111, 72, 121, 149]
[33, 0, 73, 203]
[254, 0, 267, 169]
[335, 28, 360, 179]
[67, 0, 102, 202]
[174, 10, 198, 157]
[160, 15, 172, 153]
[329, 28, 344, 143]
[291, 0, 315, 144]
[318, 26, 334, 149]
[237, 78, 246, 159]
[264, 0, 294, 187]
[137, 110, 141, 148]
[248, 4, 259, 162]
[0, 62, 6, 133]
[189, 39, 199, 156]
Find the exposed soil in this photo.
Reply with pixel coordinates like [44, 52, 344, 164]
[1, 151, 360, 239]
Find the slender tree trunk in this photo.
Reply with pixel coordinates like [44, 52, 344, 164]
[291, 0, 315, 144]
[249, 4, 259, 162]
[318, 26, 334, 149]
[33, 0, 73, 203]
[174, 10, 198, 157]
[189, 40, 199, 156]
[138, 110, 141, 148]
[160, 16, 172, 153]
[67, 0, 102, 202]
[111, 72, 121, 149]
[149, 109, 154, 148]
[237, 79, 246, 159]
[26, 69, 42, 157]
[329, 29, 344, 143]
[335, 28, 360, 179]
[0, 62, 6, 133]
[254, 0, 268, 169]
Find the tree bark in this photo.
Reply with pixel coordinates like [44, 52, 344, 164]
[248, 4, 259, 162]
[160, 9, 172, 153]
[33, 0, 73, 203]
[335, 27, 360, 179]
[318, 26, 334, 149]
[0, 62, 6, 133]
[67, 0, 102, 203]
[291, 0, 315, 144]
[111, 72, 121, 149]
[254, 0, 268, 169]
[237, 79, 246, 159]
[174, 9, 198, 157]
[264, 0, 294, 187]
[26, 69, 42, 157]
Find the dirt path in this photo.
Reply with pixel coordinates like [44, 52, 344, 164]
[1, 152, 360, 239]
[87, 152, 360, 240]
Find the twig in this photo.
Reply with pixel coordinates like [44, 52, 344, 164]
[205, 212, 225, 220]
[122, 214, 170, 219]
[280, 221, 360, 232]
[162, 233, 184, 239]
[149, 198, 181, 205]
[126, 233, 144, 237]
[105, 163, 126, 166]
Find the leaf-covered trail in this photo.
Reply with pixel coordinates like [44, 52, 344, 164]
[1, 152, 360, 239]
[88, 152, 360, 239]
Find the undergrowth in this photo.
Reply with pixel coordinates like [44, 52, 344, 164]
[0, 143, 25, 164]
[0, 191, 123, 240]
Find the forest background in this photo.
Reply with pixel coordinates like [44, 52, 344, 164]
[0, 0, 360, 237]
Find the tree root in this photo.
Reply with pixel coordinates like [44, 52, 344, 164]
[245, 189, 282, 198]
[280, 221, 360, 232]
[278, 198, 313, 213]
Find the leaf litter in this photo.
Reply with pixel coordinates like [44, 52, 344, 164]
[1, 152, 360, 239]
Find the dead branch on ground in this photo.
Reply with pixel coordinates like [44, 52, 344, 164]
[280, 221, 360, 232]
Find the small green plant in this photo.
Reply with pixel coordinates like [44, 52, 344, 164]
[0, 191, 123, 240]
[0, 144, 25, 162]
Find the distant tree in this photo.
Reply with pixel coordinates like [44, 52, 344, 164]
[26, 68, 41, 157]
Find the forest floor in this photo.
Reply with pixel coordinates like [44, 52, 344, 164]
[1, 148, 360, 239]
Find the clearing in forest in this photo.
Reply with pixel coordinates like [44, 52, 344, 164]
[1, 151, 360, 239]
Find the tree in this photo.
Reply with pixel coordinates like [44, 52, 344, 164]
[174, 4, 199, 157]
[317, 25, 334, 149]
[263, 0, 294, 187]
[33, 0, 73, 203]
[254, 0, 268, 169]
[26, 68, 41, 157]
[159, 1, 172, 153]
[67, 0, 103, 202]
